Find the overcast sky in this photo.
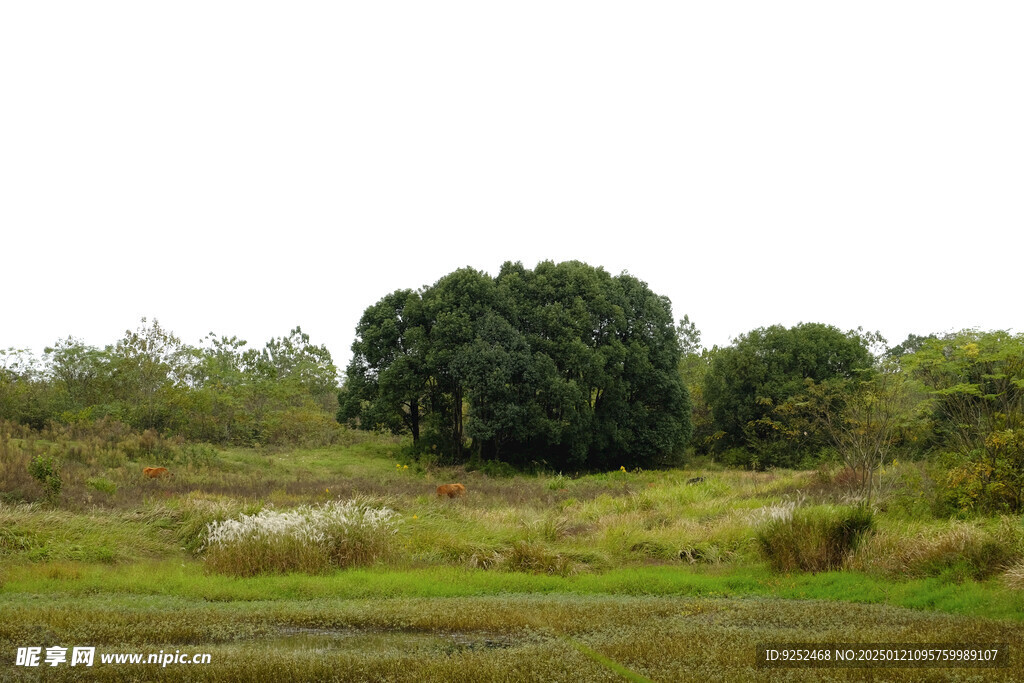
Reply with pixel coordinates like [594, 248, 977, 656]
[2, 2, 1021, 370]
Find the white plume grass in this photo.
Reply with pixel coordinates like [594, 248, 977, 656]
[203, 499, 399, 576]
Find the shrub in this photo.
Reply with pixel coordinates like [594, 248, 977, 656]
[259, 407, 349, 448]
[85, 477, 117, 496]
[203, 499, 399, 576]
[756, 505, 874, 573]
[27, 454, 61, 505]
[179, 443, 221, 468]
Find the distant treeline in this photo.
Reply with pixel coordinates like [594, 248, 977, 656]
[0, 320, 340, 446]
[682, 324, 1024, 512]
[3, 261, 1023, 513]
[339, 261, 1023, 511]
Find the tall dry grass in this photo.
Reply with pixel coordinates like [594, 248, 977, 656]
[755, 504, 874, 572]
[203, 499, 399, 576]
[849, 518, 1024, 580]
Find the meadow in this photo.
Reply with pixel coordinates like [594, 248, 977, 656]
[2, 424, 1023, 681]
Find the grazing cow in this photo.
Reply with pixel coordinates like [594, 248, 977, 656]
[143, 467, 172, 479]
[686, 476, 705, 485]
[436, 483, 466, 498]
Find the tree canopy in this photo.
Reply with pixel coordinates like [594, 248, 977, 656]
[0, 320, 340, 446]
[703, 322, 875, 466]
[340, 261, 692, 470]
[903, 330, 1024, 511]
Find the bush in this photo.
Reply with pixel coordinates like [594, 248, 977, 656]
[720, 448, 758, 470]
[85, 477, 117, 496]
[756, 505, 874, 573]
[259, 407, 350, 448]
[943, 443, 1024, 514]
[27, 454, 61, 505]
[203, 499, 399, 576]
[179, 443, 221, 468]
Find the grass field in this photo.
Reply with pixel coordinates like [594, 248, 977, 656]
[2, 428, 1023, 681]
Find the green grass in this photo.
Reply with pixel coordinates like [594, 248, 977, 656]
[4, 561, 1024, 621]
[2, 590, 1022, 681]
[3, 430, 1024, 679]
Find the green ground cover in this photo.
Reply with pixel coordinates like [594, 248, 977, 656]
[2, 431, 1023, 680]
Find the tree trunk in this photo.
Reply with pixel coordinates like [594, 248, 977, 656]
[410, 397, 420, 443]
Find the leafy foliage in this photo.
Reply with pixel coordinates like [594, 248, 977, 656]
[0, 320, 340, 447]
[27, 454, 62, 505]
[341, 262, 692, 470]
[703, 323, 875, 467]
[804, 367, 924, 501]
[904, 330, 1024, 512]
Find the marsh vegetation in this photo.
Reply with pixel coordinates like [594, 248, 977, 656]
[2, 424, 1024, 680]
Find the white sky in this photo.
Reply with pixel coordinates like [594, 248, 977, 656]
[2, 2, 1021, 371]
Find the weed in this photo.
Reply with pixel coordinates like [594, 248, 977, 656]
[547, 473, 572, 491]
[28, 454, 62, 505]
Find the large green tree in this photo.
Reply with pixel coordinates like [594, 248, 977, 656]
[676, 317, 716, 455]
[420, 267, 497, 458]
[341, 261, 692, 470]
[340, 289, 429, 442]
[704, 323, 874, 466]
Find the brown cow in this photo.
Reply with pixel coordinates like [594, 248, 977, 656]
[143, 467, 172, 479]
[436, 483, 465, 498]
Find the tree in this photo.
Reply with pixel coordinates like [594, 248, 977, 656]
[884, 332, 938, 361]
[452, 312, 540, 461]
[108, 318, 189, 430]
[341, 262, 692, 470]
[677, 314, 701, 355]
[806, 366, 920, 501]
[236, 327, 339, 444]
[341, 289, 429, 442]
[0, 348, 55, 429]
[904, 330, 1024, 511]
[676, 316, 717, 456]
[594, 272, 691, 468]
[703, 323, 874, 466]
[420, 268, 497, 458]
[245, 326, 338, 401]
[180, 334, 250, 443]
[43, 337, 113, 416]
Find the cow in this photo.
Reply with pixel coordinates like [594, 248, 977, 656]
[436, 483, 466, 498]
[143, 467, 172, 479]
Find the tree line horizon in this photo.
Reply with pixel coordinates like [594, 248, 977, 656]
[2, 260, 1021, 510]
